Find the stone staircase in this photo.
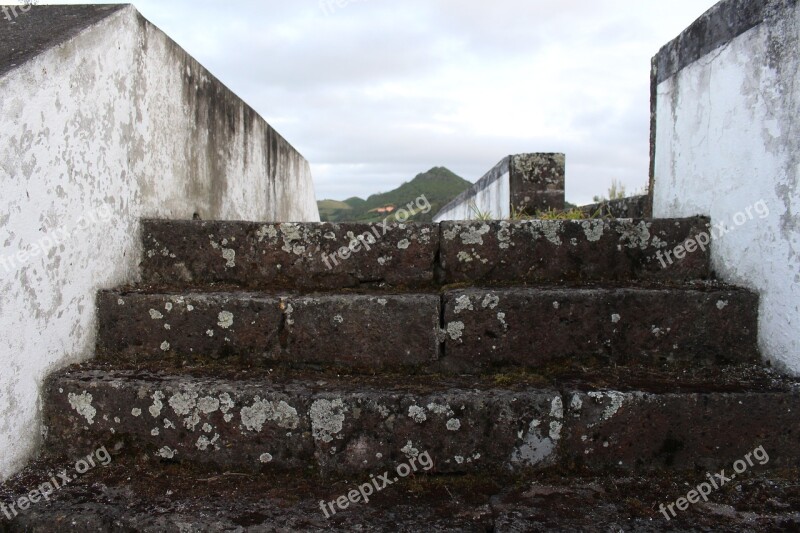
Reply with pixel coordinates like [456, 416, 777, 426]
[3, 217, 800, 531]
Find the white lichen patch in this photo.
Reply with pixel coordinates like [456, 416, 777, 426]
[206, 330, 214, 337]
[408, 405, 427, 423]
[256, 225, 279, 243]
[377, 298, 388, 306]
[460, 224, 490, 245]
[397, 239, 410, 250]
[157, 447, 177, 459]
[427, 402, 455, 417]
[149, 391, 165, 418]
[241, 398, 300, 432]
[716, 300, 729, 310]
[222, 248, 236, 267]
[570, 394, 583, 412]
[160, 341, 170, 352]
[165, 302, 173, 312]
[454, 295, 474, 314]
[549, 421, 563, 440]
[581, 220, 606, 242]
[149, 309, 164, 320]
[611, 314, 621, 324]
[510, 418, 558, 467]
[169, 391, 198, 416]
[482, 294, 500, 309]
[198, 396, 220, 414]
[446, 418, 462, 431]
[618, 221, 652, 250]
[456, 251, 474, 263]
[651, 326, 670, 338]
[401, 441, 420, 458]
[131, 408, 142, 417]
[151, 428, 159, 436]
[553, 301, 560, 310]
[67, 391, 96, 425]
[454, 455, 465, 464]
[550, 396, 564, 419]
[217, 311, 234, 329]
[196, 434, 220, 452]
[446, 321, 465, 341]
[219, 393, 235, 414]
[163, 418, 176, 429]
[333, 315, 344, 324]
[202, 423, 213, 433]
[310, 399, 347, 443]
[260, 453, 274, 463]
[587, 391, 626, 421]
[528, 220, 563, 246]
[497, 312, 508, 330]
[442, 227, 459, 241]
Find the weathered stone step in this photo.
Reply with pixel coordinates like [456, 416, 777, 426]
[140, 220, 440, 290]
[97, 291, 441, 369]
[139, 217, 710, 290]
[439, 217, 711, 284]
[4, 454, 799, 531]
[440, 286, 759, 372]
[97, 285, 758, 371]
[45, 368, 800, 477]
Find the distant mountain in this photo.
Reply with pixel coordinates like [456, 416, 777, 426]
[318, 167, 472, 223]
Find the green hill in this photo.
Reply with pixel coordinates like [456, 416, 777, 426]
[318, 167, 472, 223]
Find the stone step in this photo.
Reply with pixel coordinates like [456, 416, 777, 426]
[440, 285, 759, 372]
[97, 290, 442, 369]
[139, 217, 710, 290]
[44, 367, 800, 477]
[140, 220, 440, 290]
[3, 454, 799, 531]
[439, 217, 711, 284]
[97, 285, 758, 371]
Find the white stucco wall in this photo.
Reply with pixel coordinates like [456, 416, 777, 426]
[0, 6, 319, 479]
[434, 157, 511, 222]
[434, 171, 510, 222]
[653, 1, 800, 373]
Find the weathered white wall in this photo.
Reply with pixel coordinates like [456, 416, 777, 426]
[434, 158, 511, 222]
[653, 1, 800, 373]
[0, 5, 319, 479]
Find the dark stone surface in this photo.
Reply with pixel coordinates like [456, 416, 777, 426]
[441, 287, 759, 372]
[563, 390, 800, 472]
[509, 153, 565, 214]
[97, 291, 441, 370]
[439, 217, 711, 284]
[3, 458, 799, 532]
[0, 5, 127, 77]
[579, 195, 650, 218]
[140, 220, 439, 290]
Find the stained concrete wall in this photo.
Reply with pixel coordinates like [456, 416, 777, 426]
[652, 0, 800, 373]
[434, 157, 511, 222]
[434, 154, 565, 222]
[0, 5, 319, 479]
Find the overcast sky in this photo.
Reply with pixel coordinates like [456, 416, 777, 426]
[46, 0, 717, 204]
